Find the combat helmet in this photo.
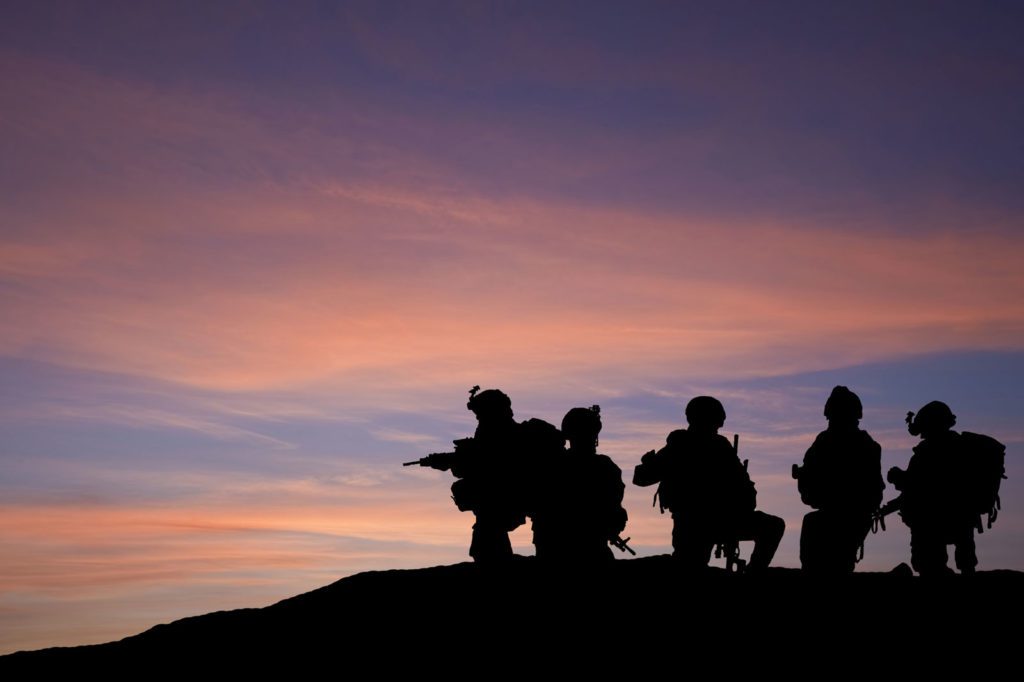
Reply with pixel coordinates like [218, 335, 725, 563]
[466, 385, 514, 420]
[824, 385, 863, 421]
[685, 396, 726, 430]
[906, 401, 956, 437]
[562, 405, 602, 447]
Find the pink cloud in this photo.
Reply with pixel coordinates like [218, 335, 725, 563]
[5, 176, 1021, 395]
[4, 19, 1023, 657]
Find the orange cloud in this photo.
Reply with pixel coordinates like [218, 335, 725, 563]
[0, 495, 475, 654]
[3, 182, 1022, 402]
[4, 51, 1022, 401]
[4, 24, 1023, 658]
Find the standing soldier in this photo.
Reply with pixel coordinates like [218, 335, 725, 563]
[886, 401, 1006, 576]
[531, 406, 628, 562]
[792, 386, 884, 574]
[633, 396, 784, 572]
[406, 387, 562, 563]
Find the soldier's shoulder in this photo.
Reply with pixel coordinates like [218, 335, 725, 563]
[801, 430, 829, 459]
[593, 453, 623, 475]
[909, 439, 932, 457]
[810, 430, 831, 446]
[856, 429, 882, 451]
[712, 433, 732, 445]
[710, 433, 735, 453]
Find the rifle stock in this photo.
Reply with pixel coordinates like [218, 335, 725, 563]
[610, 536, 637, 555]
[871, 495, 904, 533]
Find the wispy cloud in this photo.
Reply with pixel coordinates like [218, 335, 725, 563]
[40, 404, 297, 449]
[2, 4, 1024, 654]
[371, 428, 447, 446]
[3, 50, 1023, 397]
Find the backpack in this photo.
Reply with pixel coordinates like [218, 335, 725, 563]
[960, 432, 1007, 529]
[519, 418, 566, 455]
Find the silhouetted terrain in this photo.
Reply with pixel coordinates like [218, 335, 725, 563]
[3, 557, 1020, 673]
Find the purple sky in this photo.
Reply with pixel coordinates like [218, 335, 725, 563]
[1, 1, 1023, 653]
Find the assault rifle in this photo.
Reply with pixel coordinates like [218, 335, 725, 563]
[403, 438, 476, 471]
[610, 536, 637, 555]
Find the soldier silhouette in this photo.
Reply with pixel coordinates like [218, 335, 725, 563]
[531, 406, 628, 562]
[885, 401, 1006, 576]
[405, 387, 563, 562]
[633, 396, 784, 571]
[792, 386, 884, 574]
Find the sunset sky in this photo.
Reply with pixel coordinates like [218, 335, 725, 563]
[2, 1, 1023, 653]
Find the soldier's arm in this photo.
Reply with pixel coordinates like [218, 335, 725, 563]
[798, 433, 827, 474]
[878, 494, 903, 516]
[598, 456, 627, 501]
[593, 457, 629, 534]
[420, 452, 458, 471]
[886, 466, 907, 491]
[446, 438, 480, 478]
[870, 436, 885, 504]
[606, 506, 629, 538]
[724, 438, 757, 510]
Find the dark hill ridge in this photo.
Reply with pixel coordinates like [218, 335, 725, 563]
[3, 557, 1022, 672]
